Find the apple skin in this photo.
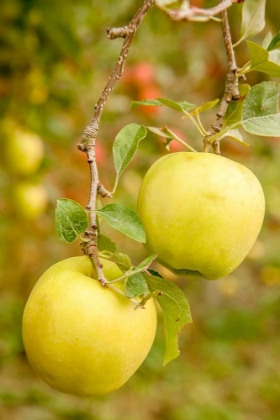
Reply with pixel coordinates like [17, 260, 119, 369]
[137, 152, 265, 280]
[22, 256, 157, 397]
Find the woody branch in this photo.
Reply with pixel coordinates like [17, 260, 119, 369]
[77, 0, 155, 285]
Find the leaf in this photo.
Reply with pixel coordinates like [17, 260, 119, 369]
[224, 129, 249, 146]
[132, 97, 196, 114]
[235, 0, 266, 47]
[262, 31, 273, 49]
[131, 99, 163, 110]
[147, 126, 174, 139]
[155, 0, 179, 7]
[145, 274, 192, 365]
[267, 31, 280, 52]
[243, 81, 279, 118]
[191, 99, 220, 115]
[245, 41, 280, 77]
[99, 251, 132, 271]
[183, 99, 219, 119]
[111, 252, 132, 271]
[113, 124, 147, 191]
[224, 84, 251, 126]
[96, 203, 146, 243]
[157, 97, 196, 113]
[125, 273, 149, 299]
[242, 114, 280, 136]
[148, 269, 164, 279]
[55, 199, 88, 243]
[97, 234, 117, 253]
[241, 81, 280, 136]
[136, 254, 157, 270]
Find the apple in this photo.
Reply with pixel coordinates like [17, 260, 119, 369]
[22, 256, 157, 396]
[13, 181, 48, 219]
[4, 128, 44, 176]
[137, 152, 265, 280]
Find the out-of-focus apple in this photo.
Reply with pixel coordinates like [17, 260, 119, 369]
[13, 181, 48, 219]
[4, 127, 44, 176]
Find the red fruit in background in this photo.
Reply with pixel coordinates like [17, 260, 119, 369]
[74, 142, 107, 166]
[95, 142, 107, 165]
[137, 85, 162, 116]
[132, 62, 155, 86]
[168, 141, 187, 153]
[158, 128, 188, 152]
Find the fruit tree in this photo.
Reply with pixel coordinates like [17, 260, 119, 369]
[10, 0, 280, 400]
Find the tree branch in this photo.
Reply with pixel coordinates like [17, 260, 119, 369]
[204, 5, 240, 153]
[158, 0, 243, 22]
[77, 0, 155, 284]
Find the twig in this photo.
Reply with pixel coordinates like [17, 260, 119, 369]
[77, 0, 155, 284]
[204, 5, 240, 153]
[159, 0, 243, 22]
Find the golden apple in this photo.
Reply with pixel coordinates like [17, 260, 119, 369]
[137, 152, 265, 280]
[13, 181, 48, 219]
[22, 256, 157, 396]
[4, 128, 44, 176]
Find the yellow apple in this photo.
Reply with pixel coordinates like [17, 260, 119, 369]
[137, 152, 265, 280]
[22, 256, 157, 396]
[13, 181, 48, 219]
[4, 128, 44, 176]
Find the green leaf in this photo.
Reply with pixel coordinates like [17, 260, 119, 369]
[155, 0, 179, 7]
[243, 81, 279, 118]
[145, 274, 192, 365]
[246, 41, 280, 77]
[113, 124, 147, 192]
[125, 273, 149, 299]
[148, 269, 164, 279]
[157, 97, 196, 113]
[55, 199, 88, 243]
[194, 99, 220, 114]
[131, 99, 163, 110]
[223, 129, 249, 146]
[183, 99, 219, 119]
[136, 254, 157, 270]
[147, 126, 174, 139]
[235, 0, 266, 47]
[96, 203, 146, 243]
[99, 251, 132, 271]
[224, 84, 251, 126]
[241, 81, 280, 136]
[242, 114, 280, 136]
[112, 252, 132, 271]
[131, 98, 196, 114]
[267, 31, 280, 52]
[97, 234, 117, 253]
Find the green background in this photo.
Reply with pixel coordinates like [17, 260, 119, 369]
[1, 0, 280, 419]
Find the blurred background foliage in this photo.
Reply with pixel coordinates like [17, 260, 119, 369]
[1, 0, 280, 419]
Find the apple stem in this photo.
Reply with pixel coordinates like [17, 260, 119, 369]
[76, 0, 155, 281]
[204, 5, 240, 153]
